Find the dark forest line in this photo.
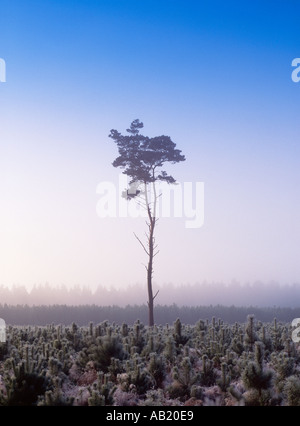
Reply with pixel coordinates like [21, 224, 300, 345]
[0, 304, 300, 326]
[1, 282, 300, 308]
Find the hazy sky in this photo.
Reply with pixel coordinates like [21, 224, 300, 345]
[0, 0, 299, 292]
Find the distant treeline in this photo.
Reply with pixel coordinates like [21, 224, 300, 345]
[1, 282, 300, 308]
[0, 304, 300, 326]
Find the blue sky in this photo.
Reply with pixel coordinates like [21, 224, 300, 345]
[0, 0, 299, 294]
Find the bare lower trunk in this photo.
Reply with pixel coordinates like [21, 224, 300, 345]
[146, 177, 159, 327]
[134, 179, 159, 327]
[147, 216, 155, 326]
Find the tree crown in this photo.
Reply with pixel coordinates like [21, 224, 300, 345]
[109, 119, 186, 187]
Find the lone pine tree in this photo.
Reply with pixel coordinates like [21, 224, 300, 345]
[109, 119, 185, 326]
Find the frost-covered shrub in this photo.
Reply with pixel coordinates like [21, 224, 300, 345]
[283, 376, 300, 406]
[0, 317, 299, 406]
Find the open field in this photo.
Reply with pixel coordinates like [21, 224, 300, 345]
[1, 315, 300, 406]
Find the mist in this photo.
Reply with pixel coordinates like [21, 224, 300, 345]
[1, 281, 300, 308]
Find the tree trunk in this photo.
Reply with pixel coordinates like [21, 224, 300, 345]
[144, 177, 159, 327]
[147, 215, 155, 326]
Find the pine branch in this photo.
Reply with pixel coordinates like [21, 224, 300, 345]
[133, 233, 149, 256]
[153, 290, 159, 300]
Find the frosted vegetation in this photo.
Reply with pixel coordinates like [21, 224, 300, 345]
[0, 315, 300, 406]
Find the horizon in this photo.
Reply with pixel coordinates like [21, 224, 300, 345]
[1, 281, 300, 308]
